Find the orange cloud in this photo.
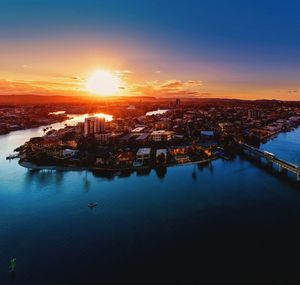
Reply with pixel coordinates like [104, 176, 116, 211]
[129, 79, 208, 97]
[0, 79, 84, 95]
[160, 80, 202, 89]
[0, 74, 209, 98]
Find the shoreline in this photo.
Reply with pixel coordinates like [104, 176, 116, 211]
[17, 126, 300, 173]
[0, 117, 68, 136]
[19, 157, 216, 173]
[260, 125, 300, 144]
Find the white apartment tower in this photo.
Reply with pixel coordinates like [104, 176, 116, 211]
[84, 117, 105, 136]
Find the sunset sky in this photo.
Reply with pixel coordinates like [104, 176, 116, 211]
[1, 0, 300, 100]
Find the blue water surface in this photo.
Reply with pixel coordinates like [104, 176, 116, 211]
[1, 123, 300, 284]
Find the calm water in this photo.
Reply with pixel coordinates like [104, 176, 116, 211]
[1, 122, 300, 284]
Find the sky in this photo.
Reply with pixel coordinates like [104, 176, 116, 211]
[1, 0, 300, 100]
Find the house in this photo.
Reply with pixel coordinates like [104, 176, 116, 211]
[155, 120, 171, 130]
[174, 155, 190, 164]
[169, 146, 191, 156]
[136, 148, 151, 162]
[136, 133, 150, 144]
[131, 126, 146, 133]
[150, 130, 174, 142]
[200, 130, 215, 139]
[156, 149, 167, 164]
[116, 152, 135, 166]
[62, 149, 78, 158]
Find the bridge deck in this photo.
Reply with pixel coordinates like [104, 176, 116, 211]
[241, 144, 300, 174]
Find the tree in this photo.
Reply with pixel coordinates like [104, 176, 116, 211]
[157, 152, 166, 164]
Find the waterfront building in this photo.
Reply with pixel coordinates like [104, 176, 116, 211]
[169, 146, 190, 156]
[116, 152, 135, 166]
[156, 149, 167, 164]
[84, 117, 105, 136]
[174, 154, 190, 164]
[150, 130, 174, 142]
[136, 148, 151, 162]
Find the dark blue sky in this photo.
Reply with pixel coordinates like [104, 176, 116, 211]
[1, 0, 300, 99]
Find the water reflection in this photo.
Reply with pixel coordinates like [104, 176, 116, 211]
[242, 153, 300, 186]
[192, 165, 197, 182]
[24, 169, 65, 189]
[208, 162, 214, 173]
[83, 171, 91, 192]
[17, 153, 300, 194]
[20, 162, 215, 189]
[154, 166, 167, 179]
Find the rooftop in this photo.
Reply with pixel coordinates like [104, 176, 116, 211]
[137, 148, 151, 155]
[132, 127, 146, 133]
[151, 130, 174, 135]
[156, 149, 167, 156]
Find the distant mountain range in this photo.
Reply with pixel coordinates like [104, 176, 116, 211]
[0, 94, 293, 105]
[0, 95, 157, 105]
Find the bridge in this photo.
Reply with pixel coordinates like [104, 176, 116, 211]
[240, 143, 300, 182]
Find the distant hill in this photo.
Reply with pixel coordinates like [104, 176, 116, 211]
[0, 95, 83, 105]
[0, 95, 157, 105]
[0, 94, 298, 106]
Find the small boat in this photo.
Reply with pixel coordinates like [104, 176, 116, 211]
[88, 202, 98, 208]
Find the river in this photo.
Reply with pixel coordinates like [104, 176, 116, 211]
[1, 118, 300, 284]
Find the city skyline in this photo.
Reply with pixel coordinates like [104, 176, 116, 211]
[1, 0, 300, 100]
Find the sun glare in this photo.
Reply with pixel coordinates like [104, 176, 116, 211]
[86, 70, 121, 96]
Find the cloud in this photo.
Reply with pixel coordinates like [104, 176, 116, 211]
[66, 76, 84, 81]
[161, 80, 202, 89]
[130, 79, 207, 98]
[161, 80, 183, 89]
[115, 69, 133, 75]
[288, 89, 298, 93]
[0, 79, 84, 95]
[0, 75, 208, 98]
[21, 64, 32, 69]
[47, 73, 85, 81]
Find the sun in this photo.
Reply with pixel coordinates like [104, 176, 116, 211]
[86, 70, 121, 96]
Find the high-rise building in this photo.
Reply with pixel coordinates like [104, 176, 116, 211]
[175, 98, 181, 107]
[247, 110, 261, 120]
[84, 117, 105, 136]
